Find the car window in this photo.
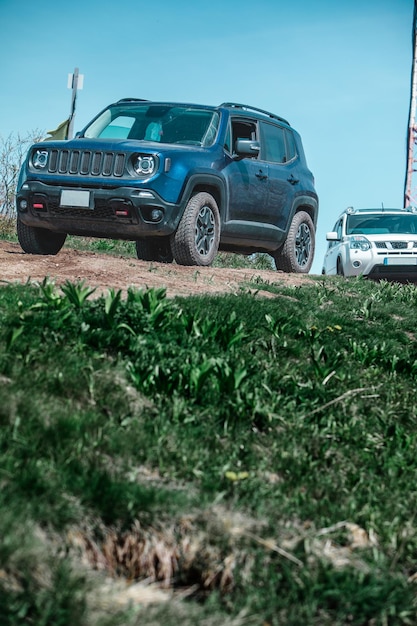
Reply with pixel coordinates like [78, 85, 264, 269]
[231, 119, 258, 156]
[84, 104, 220, 146]
[284, 129, 297, 161]
[337, 219, 343, 238]
[99, 115, 135, 138]
[346, 214, 417, 235]
[327, 218, 342, 249]
[162, 110, 220, 145]
[260, 122, 286, 163]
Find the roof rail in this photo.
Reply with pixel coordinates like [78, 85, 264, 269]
[116, 98, 150, 103]
[220, 102, 289, 125]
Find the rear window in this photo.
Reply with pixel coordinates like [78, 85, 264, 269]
[260, 122, 297, 163]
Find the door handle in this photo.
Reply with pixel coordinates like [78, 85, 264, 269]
[255, 169, 268, 180]
[287, 174, 299, 185]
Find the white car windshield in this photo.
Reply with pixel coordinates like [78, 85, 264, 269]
[346, 214, 417, 235]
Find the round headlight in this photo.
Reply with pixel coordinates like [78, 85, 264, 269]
[33, 150, 48, 169]
[349, 236, 371, 251]
[133, 155, 155, 175]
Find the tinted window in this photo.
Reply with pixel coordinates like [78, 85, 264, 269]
[260, 122, 286, 163]
[284, 129, 297, 161]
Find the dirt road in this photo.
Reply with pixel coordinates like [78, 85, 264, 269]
[0, 240, 314, 298]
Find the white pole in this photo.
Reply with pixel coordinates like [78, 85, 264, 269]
[405, 2, 417, 207]
[67, 67, 79, 140]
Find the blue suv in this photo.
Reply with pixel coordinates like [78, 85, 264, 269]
[16, 100, 318, 272]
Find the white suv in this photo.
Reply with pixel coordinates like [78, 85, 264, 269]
[322, 207, 417, 280]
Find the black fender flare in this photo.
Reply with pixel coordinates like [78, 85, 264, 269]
[178, 174, 228, 224]
[288, 194, 319, 229]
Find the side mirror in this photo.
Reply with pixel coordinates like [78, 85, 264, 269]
[326, 232, 339, 241]
[234, 139, 260, 159]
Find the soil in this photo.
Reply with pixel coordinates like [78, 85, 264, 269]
[0, 240, 316, 298]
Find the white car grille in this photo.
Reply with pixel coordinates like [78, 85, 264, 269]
[375, 241, 417, 253]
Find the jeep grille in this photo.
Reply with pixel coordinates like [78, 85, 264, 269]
[48, 149, 126, 177]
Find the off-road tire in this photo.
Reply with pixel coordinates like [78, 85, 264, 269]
[171, 192, 220, 266]
[274, 210, 315, 273]
[17, 217, 67, 255]
[135, 237, 173, 263]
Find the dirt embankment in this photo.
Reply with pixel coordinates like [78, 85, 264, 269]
[0, 240, 315, 298]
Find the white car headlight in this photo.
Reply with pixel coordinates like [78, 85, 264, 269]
[133, 155, 156, 175]
[33, 150, 49, 169]
[349, 236, 371, 251]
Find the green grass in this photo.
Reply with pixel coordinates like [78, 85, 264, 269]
[2, 256, 417, 623]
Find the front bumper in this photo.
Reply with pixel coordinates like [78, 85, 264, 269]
[16, 180, 183, 239]
[367, 257, 417, 282]
[344, 247, 417, 279]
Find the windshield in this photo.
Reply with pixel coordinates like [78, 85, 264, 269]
[346, 213, 417, 235]
[83, 103, 220, 147]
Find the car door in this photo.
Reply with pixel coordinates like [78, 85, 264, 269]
[323, 218, 343, 274]
[225, 118, 269, 225]
[259, 121, 301, 232]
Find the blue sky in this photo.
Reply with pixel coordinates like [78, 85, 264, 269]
[0, 0, 414, 274]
